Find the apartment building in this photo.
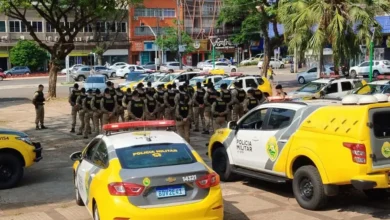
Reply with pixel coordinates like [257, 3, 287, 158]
[0, 10, 128, 70]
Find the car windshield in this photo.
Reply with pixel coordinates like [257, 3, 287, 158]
[116, 143, 196, 169]
[354, 84, 388, 95]
[126, 73, 146, 82]
[160, 74, 179, 82]
[214, 79, 233, 90]
[296, 82, 327, 93]
[189, 77, 205, 86]
[86, 77, 105, 83]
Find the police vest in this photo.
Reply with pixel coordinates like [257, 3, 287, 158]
[156, 91, 165, 104]
[178, 103, 189, 119]
[236, 89, 246, 103]
[138, 89, 146, 100]
[35, 91, 45, 104]
[109, 88, 116, 97]
[207, 91, 217, 105]
[131, 99, 144, 118]
[103, 96, 115, 112]
[214, 100, 227, 117]
[146, 87, 156, 95]
[146, 97, 156, 113]
[221, 91, 232, 103]
[123, 94, 132, 106]
[167, 91, 176, 106]
[195, 89, 205, 105]
[247, 97, 259, 110]
[253, 89, 263, 100]
[187, 87, 195, 97]
[71, 90, 81, 103]
[78, 94, 87, 107]
[94, 96, 103, 110]
[116, 93, 124, 106]
[85, 96, 93, 110]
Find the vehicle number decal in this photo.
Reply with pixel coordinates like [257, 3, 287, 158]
[182, 175, 197, 182]
[0, 137, 9, 140]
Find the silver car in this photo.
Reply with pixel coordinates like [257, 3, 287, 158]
[94, 65, 116, 78]
[160, 62, 193, 73]
[296, 65, 335, 84]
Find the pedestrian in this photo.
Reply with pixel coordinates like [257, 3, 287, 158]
[128, 90, 144, 121]
[144, 87, 158, 120]
[101, 88, 117, 125]
[231, 81, 246, 121]
[275, 84, 286, 100]
[107, 81, 116, 97]
[75, 88, 87, 135]
[268, 66, 275, 84]
[115, 87, 125, 122]
[212, 91, 229, 131]
[122, 88, 132, 121]
[69, 83, 81, 133]
[220, 83, 233, 121]
[32, 84, 47, 130]
[91, 89, 103, 134]
[154, 84, 166, 119]
[192, 81, 206, 132]
[174, 85, 187, 106]
[203, 83, 217, 134]
[164, 84, 176, 120]
[243, 89, 259, 113]
[82, 89, 94, 139]
[176, 92, 191, 143]
[136, 83, 146, 100]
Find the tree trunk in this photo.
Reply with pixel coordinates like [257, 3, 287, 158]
[262, 35, 271, 77]
[317, 46, 324, 78]
[47, 60, 59, 99]
[97, 54, 103, 65]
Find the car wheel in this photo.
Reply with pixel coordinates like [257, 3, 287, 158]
[212, 147, 236, 182]
[6, 73, 11, 77]
[231, 68, 237, 72]
[77, 75, 85, 81]
[350, 70, 357, 78]
[74, 178, 84, 206]
[124, 73, 128, 79]
[105, 75, 109, 80]
[298, 77, 305, 84]
[0, 153, 24, 190]
[292, 165, 327, 210]
[363, 189, 389, 200]
[187, 68, 193, 71]
[280, 64, 285, 69]
[24, 72, 30, 75]
[111, 72, 116, 78]
[373, 70, 380, 78]
[93, 203, 100, 220]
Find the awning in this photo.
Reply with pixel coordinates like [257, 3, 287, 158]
[0, 51, 9, 57]
[69, 51, 90, 56]
[103, 49, 128, 56]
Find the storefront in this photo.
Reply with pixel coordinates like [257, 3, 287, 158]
[187, 39, 208, 66]
[68, 50, 93, 66]
[213, 38, 236, 61]
[103, 49, 128, 65]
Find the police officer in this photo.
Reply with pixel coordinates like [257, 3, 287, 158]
[32, 84, 47, 130]
[75, 88, 87, 135]
[115, 87, 125, 122]
[122, 88, 132, 121]
[164, 84, 176, 120]
[136, 83, 146, 100]
[184, 80, 195, 120]
[212, 91, 229, 131]
[231, 81, 246, 121]
[172, 83, 179, 94]
[128, 90, 144, 121]
[69, 83, 81, 133]
[107, 81, 116, 97]
[243, 89, 259, 113]
[91, 89, 103, 134]
[176, 92, 191, 143]
[220, 83, 233, 121]
[174, 85, 187, 106]
[251, 84, 267, 103]
[203, 83, 217, 134]
[192, 81, 206, 132]
[145, 81, 156, 94]
[154, 84, 165, 119]
[101, 88, 117, 125]
[144, 88, 158, 120]
[82, 89, 94, 139]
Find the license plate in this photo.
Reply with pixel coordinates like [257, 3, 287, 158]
[156, 185, 186, 198]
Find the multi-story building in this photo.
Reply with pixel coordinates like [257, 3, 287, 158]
[0, 10, 129, 70]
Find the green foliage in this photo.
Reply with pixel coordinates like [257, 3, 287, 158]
[155, 23, 195, 54]
[10, 40, 47, 71]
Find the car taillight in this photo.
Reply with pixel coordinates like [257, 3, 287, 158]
[343, 142, 366, 164]
[195, 172, 220, 188]
[108, 182, 145, 196]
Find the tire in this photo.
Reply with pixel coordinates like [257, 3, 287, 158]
[363, 189, 389, 200]
[298, 77, 305, 84]
[231, 68, 237, 72]
[373, 70, 379, 78]
[24, 72, 30, 75]
[124, 73, 128, 79]
[350, 70, 357, 78]
[211, 147, 236, 182]
[110, 72, 116, 78]
[6, 73, 11, 77]
[292, 165, 328, 210]
[77, 75, 85, 82]
[93, 203, 100, 220]
[105, 75, 109, 80]
[74, 178, 84, 206]
[280, 64, 284, 69]
[0, 153, 24, 189]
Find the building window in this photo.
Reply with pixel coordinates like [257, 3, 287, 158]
[32, 21, 43, 32]
[163, 9, 175, 17]
[84, 24, 92, 32]
[66, 22, 74, 32]
[117, 22, 126, 32]
[96, 22, 105, 32]
[134, 8, 175, 17]
[0, 21, 5, 32]
[9, 21, 20, 32]
[46, 22, 55, 32]
[21, 21, 29, 32]
[135, 26, 159, 36]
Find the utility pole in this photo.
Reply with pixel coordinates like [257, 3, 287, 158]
[369, 27, 376, 82]
[177, 0, 183, 70]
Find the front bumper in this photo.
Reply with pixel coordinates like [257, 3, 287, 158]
[32, 142, 43, 162]
[351, 173, 390, 190]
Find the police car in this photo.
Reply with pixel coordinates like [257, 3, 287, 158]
[208, 94, 390, 210]
[353, 75, 390, 95]
[189, 73, 227, 88]
[214, 73, 273, 96]
[71, 121, 223, 220]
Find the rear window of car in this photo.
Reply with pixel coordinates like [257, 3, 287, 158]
[116, 143, 196, 169]
[373, 111, 390, 138]
[86, 77, 104, 83]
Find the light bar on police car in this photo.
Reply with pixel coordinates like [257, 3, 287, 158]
[376, 75, 390, 80]
[319, 74, 341, 79]
[103, 120, 176, 131]
[267, 96, 292, 102]
[199, 71, 210, 76]
[229, 72, 244, 77]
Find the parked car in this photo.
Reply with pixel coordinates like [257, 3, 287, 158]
[282, 55, 294, 64]
[240, 57, 259, 65]
[0, 71, 6, 81]
[160, 62, 193, 73]
[93, 65, 116, 78]
[217, 58, 232, 64]
[60, 64, 85, 75]
[152, 71, 200, 88]
[297, 65, 335, 84]
[349, 60, 390, 78]
[84, 75, 107, 92]
[352, 79, 390, 95]
[197, 60, 212, 70]
[116, 65, 149, 78]
[109, 62, 128, 70]
[4, 66, 31, 76]
[142, 62, 159, 71]
[257, 58, 284, 69]
[203, 61, 237, 73]
[71, 66, 93, 81]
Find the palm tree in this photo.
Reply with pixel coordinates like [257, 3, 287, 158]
[279, 0, 390, 78]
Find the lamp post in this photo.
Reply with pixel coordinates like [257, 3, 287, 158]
[209, 36, 217, 69]
[369, 27, 376, 82]
[141, 23, 158, 71]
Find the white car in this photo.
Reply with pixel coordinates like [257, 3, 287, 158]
[189, 75, 226, 87]
[109, 62, 128, 70]
[203, 62, 238, 73]
[197, 60, 212, 70]
[152, 71, 200, 88]
[240, 57, 259, 65]
[60, 64, 85, 74]
[160, 62, 193, 73]
[349, 60, 390, 78]
[257, 58, 284, 69]
[116, 65, 149, 78]
[297, 65, 335, 84]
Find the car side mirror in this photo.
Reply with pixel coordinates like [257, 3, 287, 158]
[174, 79, 179, 83]
[70, 151, 82, 162]
[228, 121, 237, 130]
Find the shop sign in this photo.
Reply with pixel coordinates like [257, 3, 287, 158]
[214, 38, 235, 49]
[131, 41, 144, 52]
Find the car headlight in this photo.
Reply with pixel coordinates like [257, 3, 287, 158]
[16, 136, 33, 145]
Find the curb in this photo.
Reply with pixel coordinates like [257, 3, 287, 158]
[4, 75, 66, 80]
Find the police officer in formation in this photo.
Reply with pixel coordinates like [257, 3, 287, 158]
[69, 83, 81, 133]
[175, 91, 191, 143]
[91, 89, 103, 134]
[144, 86, 158, 120]
[82, 89, 94, 139]
[192, 81, 206, 132]
[212, 91, 229, 131]
[101, 88, 117, 125]
[164, 84, 176, 120]
[115, 87, 125, 122]
[122, 88, 132, 120]
[127, 90, 144, 121]
[231, 81, 246, 121]
[203, 83, 217, 134]
[154, 84, 165, 119]
[75, 88, 86, 135]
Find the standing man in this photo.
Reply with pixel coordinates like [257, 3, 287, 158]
[69, 83, 81, 133]
[184, 80, 195, 121]
[172, 83, 179, 94]
[101, 88, 117, 125]
[82, 89, 94, 139]
[243, 89, 260, 113]
[203, 83, 217, 134]
[192, 82, 206, 132]
[107, 81, 116, 97]
[154, 84, 165, 119]
[115, 87, 125, 122]
[128, 90, 144, 121]
[175, 93, 191, 143]
[32, 84, 47, 130]
[212, 91, 229, 131]
[231, 81, 246, 121]
[136, 83, 146, 100]
[164, 84, 176, 120]
[144, 88, 158, 120]
[91, 89, 103, 134]
[275, 84, 286, 99]
[122, 88, 132, 121]
[145, 81, 156, 94]
[220, 83, 233, 121]
[75, 88, 87, 135]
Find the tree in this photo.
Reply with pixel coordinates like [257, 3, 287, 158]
[279, 0, 390, 77]
[0, 0, 141, 98]
[10, 40, 48, 71]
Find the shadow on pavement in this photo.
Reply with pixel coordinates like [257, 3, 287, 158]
[0, 98, 31, 109]
[223, 199, 250, 220]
